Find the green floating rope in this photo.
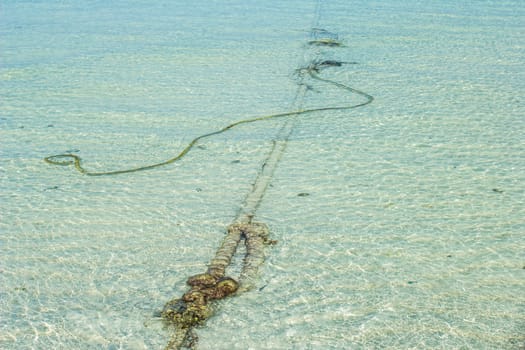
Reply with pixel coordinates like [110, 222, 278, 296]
[44, 68, 373, 177]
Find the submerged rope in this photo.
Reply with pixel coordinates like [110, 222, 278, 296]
[159, 60, 373, 349]
[43, 69, 372, 177]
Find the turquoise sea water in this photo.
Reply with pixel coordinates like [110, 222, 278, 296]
[1, 1, 524, 349]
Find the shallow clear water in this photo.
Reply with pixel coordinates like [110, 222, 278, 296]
[1, 1, 524, 349]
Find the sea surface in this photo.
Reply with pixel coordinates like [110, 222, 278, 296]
[1, 1, 524, 349]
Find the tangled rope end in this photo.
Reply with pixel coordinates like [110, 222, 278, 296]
[44, 154, 86, 174]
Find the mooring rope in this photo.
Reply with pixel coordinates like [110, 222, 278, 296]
[159, 60, 372, 349]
